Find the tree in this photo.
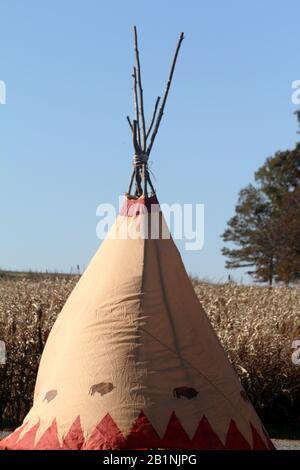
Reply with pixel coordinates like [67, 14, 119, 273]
[254, 145, 300, 207]
[274, 188, 300, 284]
[221, 185, 276, 285]
[222, 112, 300, 284]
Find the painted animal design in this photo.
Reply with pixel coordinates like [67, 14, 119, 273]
[173, 386, 199, 400]
[89, 382, 114, 396]
[43, 389, 57, 403]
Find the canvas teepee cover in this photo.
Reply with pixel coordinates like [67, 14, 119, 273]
[0, 29, 274, 451]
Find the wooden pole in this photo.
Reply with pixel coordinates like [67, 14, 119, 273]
[133, 26, 147, 152]
[132, 67, 141, 149]
[146, 96, 160, 139]
[147, 32, 184, 156]
[126, 115, 133, 132]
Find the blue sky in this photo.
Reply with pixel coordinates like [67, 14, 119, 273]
[1, 0, 299, 282]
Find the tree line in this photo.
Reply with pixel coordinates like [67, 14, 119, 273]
[222, 112, 300, 285]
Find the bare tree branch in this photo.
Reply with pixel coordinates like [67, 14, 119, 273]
[146, 96, 160, 139]
[132, 67, 141, 148]
[133, 26, 147, 152]
[147, 32, 184, 156]
[127, 115, 133, 132]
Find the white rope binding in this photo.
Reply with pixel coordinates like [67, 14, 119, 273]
[133, 153, 149, 167]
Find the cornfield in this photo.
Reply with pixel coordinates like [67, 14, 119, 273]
[0, 272, 300, 436]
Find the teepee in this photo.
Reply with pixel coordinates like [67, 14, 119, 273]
[1, 28, 274, 451]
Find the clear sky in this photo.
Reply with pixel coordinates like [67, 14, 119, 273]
[1, 0, 299, 282]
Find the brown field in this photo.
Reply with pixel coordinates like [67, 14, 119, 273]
[0, 272, 300, 437]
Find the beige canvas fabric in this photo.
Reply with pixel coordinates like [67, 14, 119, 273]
[0, 202, 273, 450]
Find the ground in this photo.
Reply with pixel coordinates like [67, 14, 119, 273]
[0, 431, 299, 450]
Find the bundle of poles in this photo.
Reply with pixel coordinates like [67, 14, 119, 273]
[126, 26, 184, 198]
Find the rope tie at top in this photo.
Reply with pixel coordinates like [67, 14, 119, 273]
[133, 153, 149, 167]
[126, 28, 184, 197]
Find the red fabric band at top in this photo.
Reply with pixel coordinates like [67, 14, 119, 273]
[120, 195, 160, 217]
